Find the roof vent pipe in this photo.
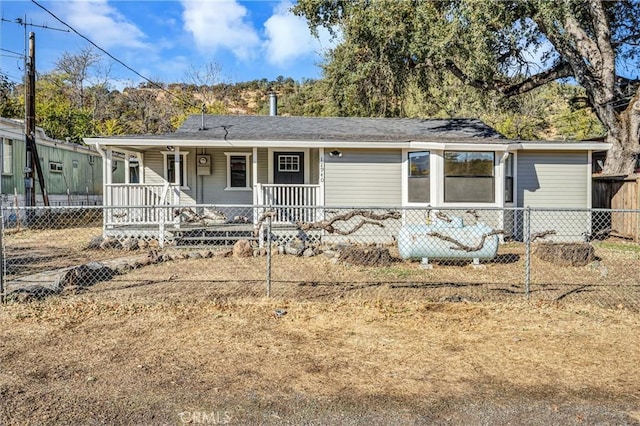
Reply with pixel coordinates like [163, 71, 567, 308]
[269, 92, 277, 116]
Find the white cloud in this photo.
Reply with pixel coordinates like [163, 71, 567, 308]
[56, 0, 149, 49]
[262, 1, 334, 67]
[181, 0, 260, 60]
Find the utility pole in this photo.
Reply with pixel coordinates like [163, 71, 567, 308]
[24, 32, 36, 208]
[24, 31, 49, 208]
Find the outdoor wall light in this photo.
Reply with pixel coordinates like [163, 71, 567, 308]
[329, 150, 342, 157]
[166, 145, 175, 151]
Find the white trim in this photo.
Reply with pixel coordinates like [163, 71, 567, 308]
[587, 150, 593, 209]
[267, 148, 310, 184]
[84, 137, 612, 153]
[277, 154, 301, 172]
[439, 150, 500, 207]
[318, 148, 325, 207]
[224, 151, 252, 190]
[402, 148, 432, 208]
[161, 150, 190, 190]
[1, 138, 13, 175]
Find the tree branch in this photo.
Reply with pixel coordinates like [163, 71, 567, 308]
[443, 60, 574, 97]
[426, 230, 504, 252]
[297, 209, 401, 234]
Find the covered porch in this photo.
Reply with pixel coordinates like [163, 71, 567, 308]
[97, 145, 324, 233]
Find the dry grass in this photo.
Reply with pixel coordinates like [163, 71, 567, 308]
[1, 273, 640, 424]
[2, 228, 640, 423]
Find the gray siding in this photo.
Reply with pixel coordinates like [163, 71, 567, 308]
[516, 151, 590, 241]
[517, 151, 588, 208]
[257, 148, 268, 183]
[324, 149, 401, 207]
[310, 149, 319, 183]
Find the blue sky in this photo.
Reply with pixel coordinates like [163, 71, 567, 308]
[0, 0, 335, 88]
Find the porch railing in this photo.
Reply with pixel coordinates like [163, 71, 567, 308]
[256, 184, 321, 223]
[105, 183, 179, 226]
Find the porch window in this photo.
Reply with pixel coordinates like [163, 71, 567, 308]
[407, 151, 430, 203]
[444, 151, 495, 203]
[162, 151, 189, 189]
[225, 152, 252, 190]
[2, 138, 13, 175]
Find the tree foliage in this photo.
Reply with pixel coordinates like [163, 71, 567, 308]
[294, 0, 640, 174]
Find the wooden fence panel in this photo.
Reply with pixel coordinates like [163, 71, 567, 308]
[592, 175, 640, 241]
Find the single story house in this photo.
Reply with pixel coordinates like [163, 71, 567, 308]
[84, 112, 610, 244]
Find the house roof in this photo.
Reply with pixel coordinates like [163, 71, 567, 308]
[84, 114, 611, 152]
[175, 115, 506, 142]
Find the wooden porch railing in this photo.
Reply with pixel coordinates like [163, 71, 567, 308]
[256, 184, 321, 223]
[105, 183, 179, 226]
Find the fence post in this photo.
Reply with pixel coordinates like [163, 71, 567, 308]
[524, 206, 531, 299]
[266, 209, 272, 298]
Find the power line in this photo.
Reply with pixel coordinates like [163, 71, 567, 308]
[1, 17, 68, 32]
[0, 47, 24, 58]
[30, 0, 197, 108]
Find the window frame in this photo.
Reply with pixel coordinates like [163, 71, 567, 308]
[407, 151, 430, 203]
[49, 161, 64, 173]
[443, 151, 495, 204]
[224, 152, 252, 191]
[277, 154, 301, 173]
[2, 138, 13, 175]
[504, 153, 514, 203]
[162, 151, 190, 190]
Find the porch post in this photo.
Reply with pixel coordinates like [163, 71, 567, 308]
[252, 147, 258, 188]
[124, 152, 130, 184]
[318, 148, 325, 222]
[318, 148, 325, 207]
[173, 147, 180, 186]
[106, 147, 113, 207]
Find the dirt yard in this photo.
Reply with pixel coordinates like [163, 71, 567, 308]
[1, 265, 639, 424]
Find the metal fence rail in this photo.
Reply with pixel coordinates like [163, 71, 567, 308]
[1, 205, 638, 310]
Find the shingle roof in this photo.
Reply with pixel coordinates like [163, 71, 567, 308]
[175, 115, 506, 142]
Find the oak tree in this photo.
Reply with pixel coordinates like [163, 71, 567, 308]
[294, 0, 640, 174]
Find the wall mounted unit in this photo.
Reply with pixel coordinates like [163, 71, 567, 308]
[196, 154, 211, 175]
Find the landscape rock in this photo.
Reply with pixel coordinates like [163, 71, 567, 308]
[86, 236, 103, 250]
[100, 237, 122, 250]
[121, 238, 139, 251]
[56, 262, 115, 288]
[233, 240, 253, 257]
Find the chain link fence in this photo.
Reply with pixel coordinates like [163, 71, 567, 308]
[1, 205, 638, 309]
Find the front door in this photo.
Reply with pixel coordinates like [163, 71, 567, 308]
[273, 152, 304, 184]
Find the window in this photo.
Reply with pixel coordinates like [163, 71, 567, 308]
[49, 161, 63, 173]
[504, 153, 514, 203]
[407, 151, 430, 203]
[162, 151, 189, 188]
[225, 152, 251, 190]
[2, 138, 13, 175]
[278, 154, 300, 172]
[444, 151, 495, 203]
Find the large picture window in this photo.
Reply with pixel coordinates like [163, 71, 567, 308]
[444, 151, 495, 203]
[407, 151, 430, 203]
[225, 152, 252, 190]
